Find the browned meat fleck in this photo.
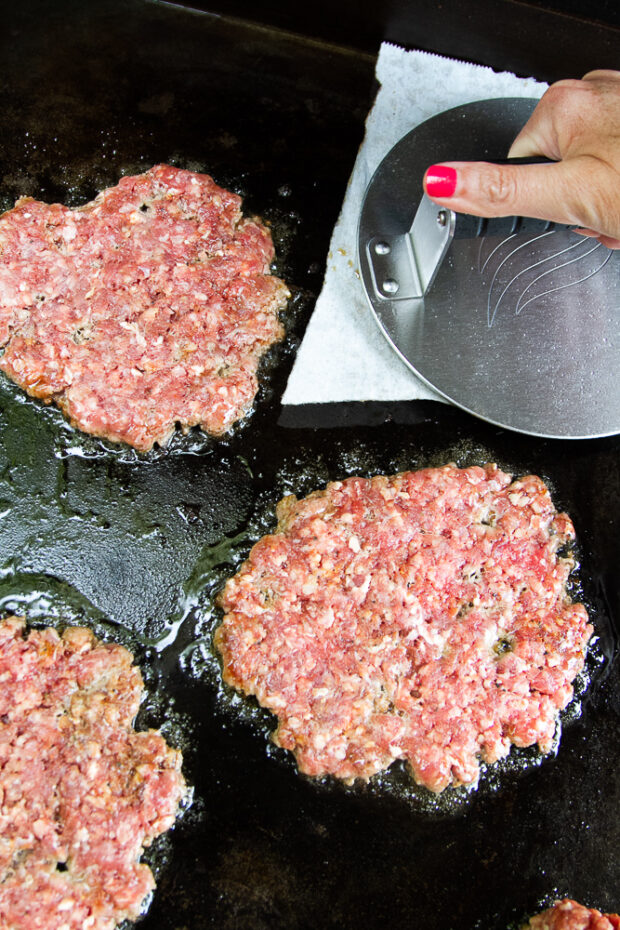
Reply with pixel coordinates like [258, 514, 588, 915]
[215, 464, 592, 793]
[0, 617, 187, 930]
[0, 165, 289, 450]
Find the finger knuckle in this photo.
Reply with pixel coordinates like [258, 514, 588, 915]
[548, 78, 583, 93]
[483, 166, 517, 209]
[544, 79, 583, 106]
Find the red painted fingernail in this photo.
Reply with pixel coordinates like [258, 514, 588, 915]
[425, 165, 457, 198]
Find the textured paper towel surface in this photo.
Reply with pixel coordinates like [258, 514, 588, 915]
[282, 43, 547, 406]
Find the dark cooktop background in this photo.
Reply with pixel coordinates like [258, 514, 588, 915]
[0, 2, 618, 928]
[177, 0, 620, 79]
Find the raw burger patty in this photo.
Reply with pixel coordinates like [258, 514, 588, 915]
[215, 464, 592, 793]
[0, 164, 289, 450]
[525, 899, 620, 929]
[0, 617, 186, 930]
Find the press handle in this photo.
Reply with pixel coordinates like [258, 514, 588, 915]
[449, 156, 573, 239]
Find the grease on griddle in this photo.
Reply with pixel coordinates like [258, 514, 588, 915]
[0, 153, 310, 460]
[181, 443, 606, 816]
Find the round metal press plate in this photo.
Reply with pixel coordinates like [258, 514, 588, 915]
[358, 98, 620, 439]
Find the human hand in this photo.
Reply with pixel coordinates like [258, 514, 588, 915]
[423, 70, 620, 249]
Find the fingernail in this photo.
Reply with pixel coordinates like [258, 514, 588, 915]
[425, 165, 457, 198]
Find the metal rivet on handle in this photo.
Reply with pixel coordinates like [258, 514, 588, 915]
[437, 210, 448, 227]
[374, 241, 391, 255]
[382, 278, 399, 295]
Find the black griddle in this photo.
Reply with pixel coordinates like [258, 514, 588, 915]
[0, 3, 618, 928]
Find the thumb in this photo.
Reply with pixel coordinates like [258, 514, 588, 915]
[423, 160, 587, 228]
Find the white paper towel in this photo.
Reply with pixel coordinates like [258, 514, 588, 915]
[282, 43, 547, 407]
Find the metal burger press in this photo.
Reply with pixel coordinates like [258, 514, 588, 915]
[358, 98, 620, 439]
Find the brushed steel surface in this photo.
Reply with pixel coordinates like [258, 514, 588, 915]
[358, 98, 620, 438]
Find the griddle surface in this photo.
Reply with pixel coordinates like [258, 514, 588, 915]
[0, 3, 618, 928]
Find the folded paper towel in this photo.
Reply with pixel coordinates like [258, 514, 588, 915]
[282, 43, 547, 407]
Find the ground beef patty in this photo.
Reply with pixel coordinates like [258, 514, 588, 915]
[215, 464, 592, 793]
[0, 617, 186, 930]
[525, 899, 620, 929]
[0, 165, 288, 450]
